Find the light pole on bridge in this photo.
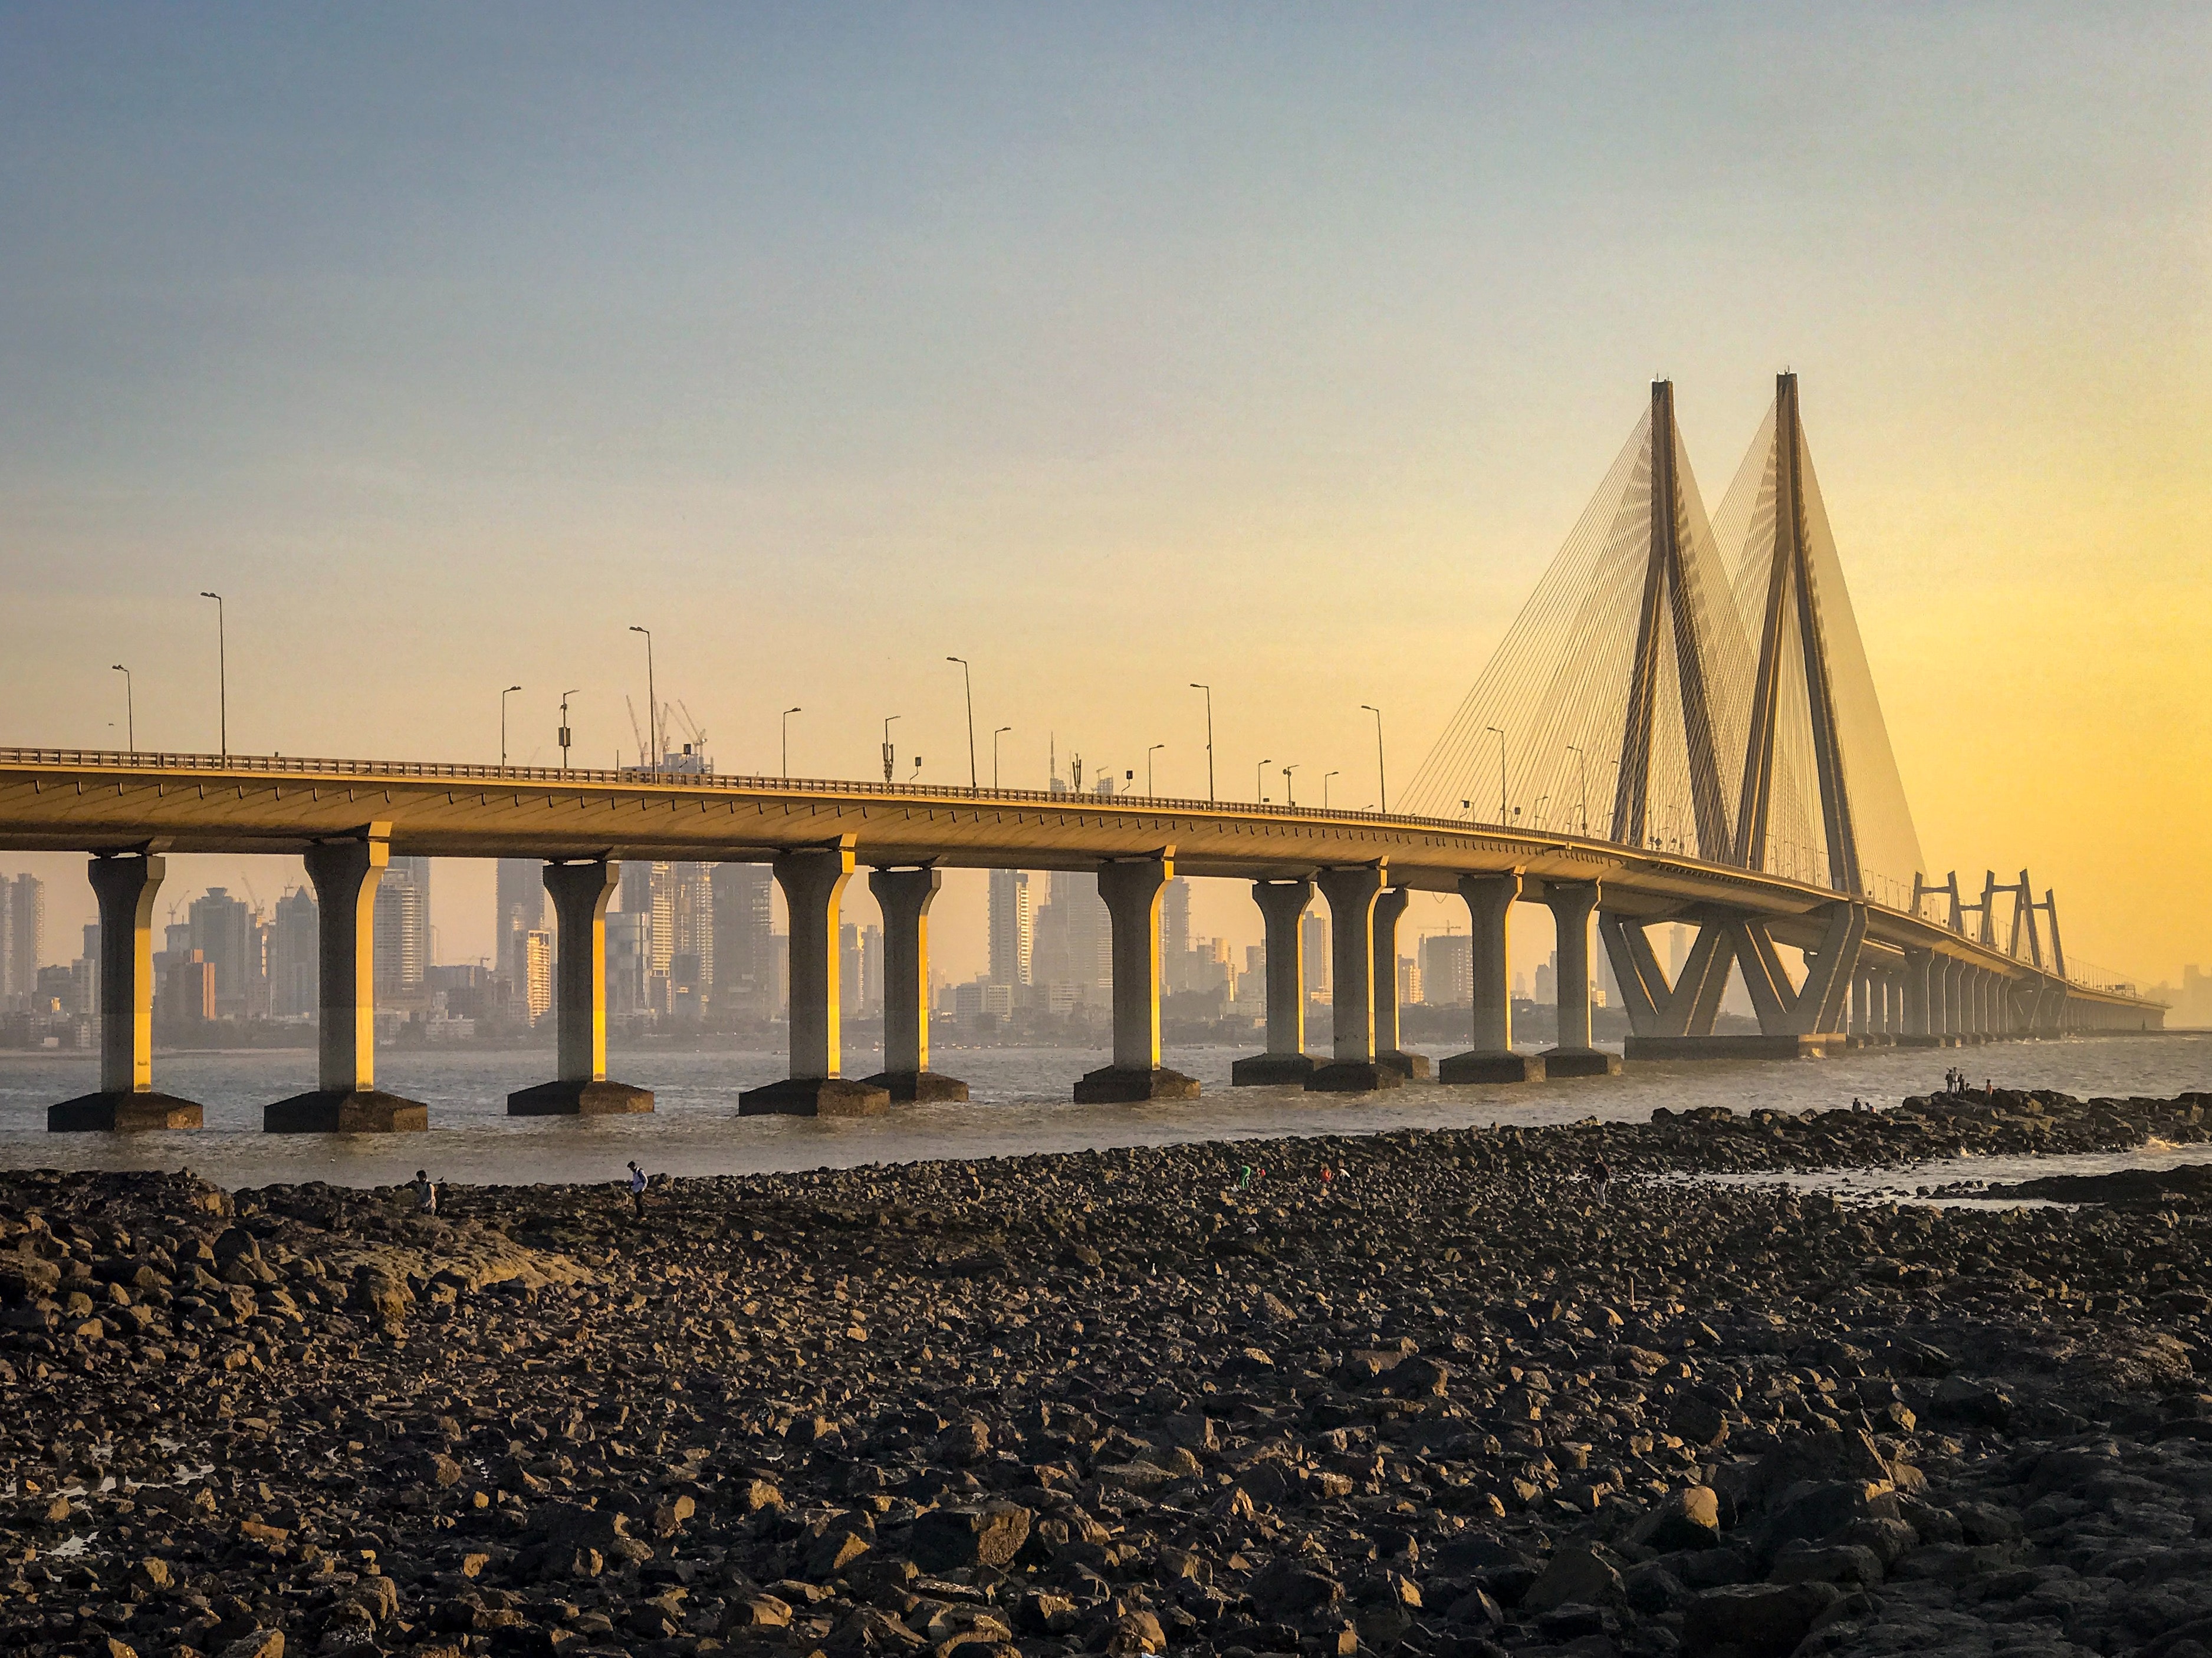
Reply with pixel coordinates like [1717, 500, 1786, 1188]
[1256, 758, 1271, 803]
[1323, 769, 1339, 808]
[1361, 704, 1386, 811]
[1281, 763, 1299, 806]
[501, 685, 522, 768]
[1189, 683, 1214, 802]
[558, 689, 578, 771]
[882, 715, 901, 785]
[111, 665, 133, 752]
[992, 726, 1012, 789]
[198, 591, 226, 757]
[1565, 744, 1589, 836]
[782, 707, 802, 779]
[628, 626, 655, 774]
[946, 657, 977, 788]
[1147, 744, 1165, 797]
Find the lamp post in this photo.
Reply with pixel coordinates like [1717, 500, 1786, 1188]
[1323, 769, 1339, 808]
[1189, 683, 1215, 801]
[558, 689, 578, 771]
[946, 657, 977, 788]
[1146, 743, 1165, 796]
[992, 726, 1012, 789]
[501, 685, 522, 767]
[1256, 758, 1271, 802]
[111, 665, 133, 752]
[1484, 725, 1506, 825]
[198, 591, 226, 756]
[1361, 704, 1386, 811]
[628, 626, 655, 772]
[781, 706, 801, 778]
[882, 715, 901, 784]
[1282, 763, 1299, 806]
[1565, 745, 1588, 836]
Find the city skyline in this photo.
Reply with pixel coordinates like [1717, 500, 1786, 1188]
[2, 7, 2206, 988]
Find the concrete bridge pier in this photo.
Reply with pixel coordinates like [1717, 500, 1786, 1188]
[266, 831, 429, 1132]
[742, 840, 890, 1116]
[1899, 948, 1935, 1045]
[50, 854, 203, 1131]
[1307, 863, 1401, 1091]
[508, 861, 653, 1116]
[1541, 881, 1622, 1077]
[1441, 873, 1544, 1083]
[1075, 854, 1200, 1102]
[1232, 878, 1316, 1085]
[1370, 886, 1431, 1080]
[862, 867, 968, 1102]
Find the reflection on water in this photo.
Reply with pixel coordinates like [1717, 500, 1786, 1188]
[1692, 1137, 2212, 1209]
[0, 1034, 2203, 1192]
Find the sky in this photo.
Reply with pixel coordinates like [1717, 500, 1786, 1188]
[2, 4, 2207, 991]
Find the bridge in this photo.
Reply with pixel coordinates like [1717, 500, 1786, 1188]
[3, 374, 2160, 1132]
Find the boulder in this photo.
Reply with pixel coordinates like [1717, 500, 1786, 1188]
[909, 1503, 1032, 1572]
[1683, 1582, 1842, 1657]
[1521, 1545, 1623, 1613]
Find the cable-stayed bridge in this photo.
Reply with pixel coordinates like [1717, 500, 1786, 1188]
[0, 374, 2161, 1131]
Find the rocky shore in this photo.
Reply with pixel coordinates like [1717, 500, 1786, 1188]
[5, 1085, 2212, 1658]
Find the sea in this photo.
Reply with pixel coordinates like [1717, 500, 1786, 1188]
[0, 1033, 2204, 1195]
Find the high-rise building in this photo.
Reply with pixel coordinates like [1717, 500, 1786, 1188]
[1031, 871, 1110, 1003]
[1419, 934, 1473, 1006]
[1160, 877, 1191, 989]
[524, 929, 554, 1025]
[840, 923, 863, 1018]
[269, 888, 318, 1017]
[3, 873, 45, 1007]
[374, 857, 430, 997]
[988, 869, 1033, 988]
[709, 863, 775, 1015]
[495, 859, 547, 983]
[78, 923, 100, 1017]
[1301, 912, 1329, 997]
[606, 912, 650, 1018]
[188, 887, 255, 1018]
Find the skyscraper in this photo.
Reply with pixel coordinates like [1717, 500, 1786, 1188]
[1160, 877, 1191, 991]
[1301, 912, 1329, 997]
[2, 873, 44, 1007]
[1419, 933, 1473, 1006]
[269, 887, 318, 1017]
[188, 886, 254, 1017]
[988, 869, 1033, 988]
[709, 863, 774, 1015]
[1031, 871, 1110, 1003]
[495, 858, 547, 983]
[374, 856, 432, 997]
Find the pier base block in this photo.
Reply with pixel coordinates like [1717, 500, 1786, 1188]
[507, 1079, 655, 1117]
[1622, 1034, 1840, 1062]
[48, 1091, 203, 1133]
[1378, 1050, 1432, 1081]
[1231, 1053, 1317, 1086]
[1073, 1066, 1201, 1104]
[738, 1077, 891, 1117]
[860, 1071, 971, 1104]
[1438, 1051, 1548, 1085]
[264, 1090, 429, 1134]
[1304, 1061, 1406, 1094]
[1540, 1047, 1625, 1078]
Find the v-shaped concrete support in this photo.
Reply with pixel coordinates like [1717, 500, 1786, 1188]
[1727, 902, 1866, 1037]
[1600, 913, 1735, 1039]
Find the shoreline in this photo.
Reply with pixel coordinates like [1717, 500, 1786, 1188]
[4, 1087, 2212, 1657]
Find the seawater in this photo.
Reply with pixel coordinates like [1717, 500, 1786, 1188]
[0, 1034, 2203, 1192]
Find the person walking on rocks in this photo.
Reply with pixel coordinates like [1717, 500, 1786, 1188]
[1587, 1156, 1612, 1206]
[627, 1161, 648, 1221]
[411, 1170, 438, 1216]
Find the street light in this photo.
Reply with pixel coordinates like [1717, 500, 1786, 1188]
[1282, 763, 1300, 807]
[882, 715, 901, 784]
[1360, 704, 1386, 811]
[1484, 725, 1507, 825]
[1188, 684, 1215, 801]
[1257, 758, 1271, 802]
[1565, 744, 1589, 835]
[946, 657, 977, 788]
[1146, 743, 1165, 796]
[628, 626, 655, 772]
[1323, 769, 1339, 808]
[198, 591, 226, 756]
[558, 689, 579, 771]
[501, 685, 522, 767]
[782, 707, 802, 779]
[992, 726, 1013, 789]
[111, 665, 133, 752]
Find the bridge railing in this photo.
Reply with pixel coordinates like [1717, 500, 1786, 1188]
[0, 744, 2147, 1001]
